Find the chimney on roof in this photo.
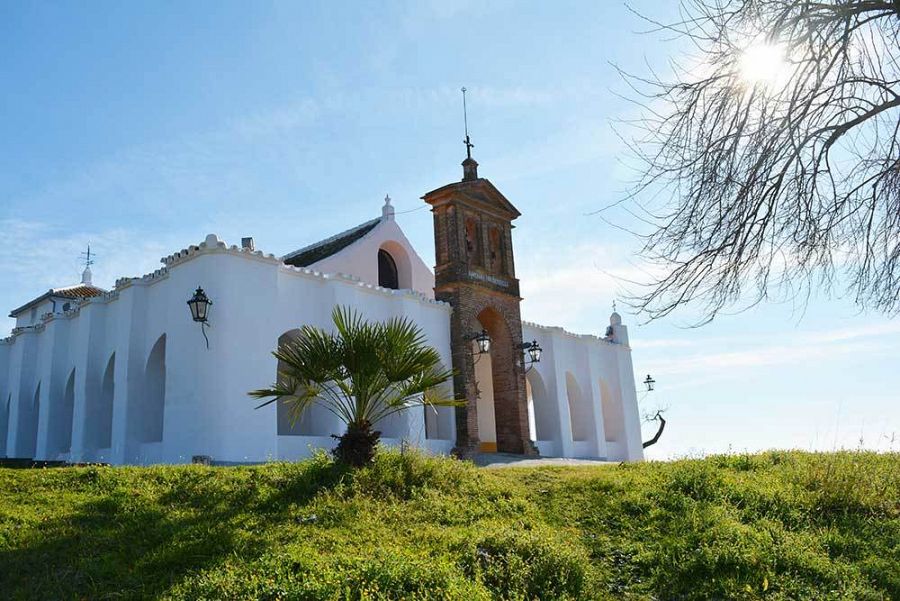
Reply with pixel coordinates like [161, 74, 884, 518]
[241, 237, 255, 251]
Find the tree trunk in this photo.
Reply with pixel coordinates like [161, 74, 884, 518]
[333, 421, 381, 467]
[642, 412, 666, 449]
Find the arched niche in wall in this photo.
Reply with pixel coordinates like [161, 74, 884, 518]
[424, 361, 455, 441]
[488, 226, 505, 274]
[15, 383, 40, 458]
[60, 370, 76, 454]
[139, 335, 166, 443]
[47, 368, 76, 457]
[565, 372, 594, 443]
[0, 394, 9, 456]
[599, 378, 624, 444]
[378, 241, 412, 290]
[465, 217, 482, 266]
[86, 353, 115, 451]
[275, 329, 336, 437]
[377, 403, 406, 439]
[527, 369, 558, 444]
[31, 384, 40, 458]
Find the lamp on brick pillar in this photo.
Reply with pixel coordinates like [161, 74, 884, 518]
[468, 329, 491, 363]
[518, 340, 542, 372]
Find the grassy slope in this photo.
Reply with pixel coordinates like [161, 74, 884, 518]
[0, 450, 898, 600]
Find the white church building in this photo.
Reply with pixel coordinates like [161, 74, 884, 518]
[0, 155, 644, 465]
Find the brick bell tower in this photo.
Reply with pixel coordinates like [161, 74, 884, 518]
[423, 141, 538, 457]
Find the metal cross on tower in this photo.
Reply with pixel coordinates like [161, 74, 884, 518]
[461, 87, 474, 159]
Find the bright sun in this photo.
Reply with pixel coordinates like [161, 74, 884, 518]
[738, 42, 788, 87]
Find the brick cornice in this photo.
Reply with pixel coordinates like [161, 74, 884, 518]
[422, 178, 521, 221]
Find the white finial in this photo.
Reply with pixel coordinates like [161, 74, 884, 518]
[610, 306, 622, 326]
[382, 194, 395, 221]
[81, 265, 93, 285]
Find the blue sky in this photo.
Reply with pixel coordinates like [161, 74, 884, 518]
[2, 1, 897, 459]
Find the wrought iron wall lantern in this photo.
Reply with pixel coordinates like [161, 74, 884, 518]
[643, 374, 656, 392]
[468, 329, 491, 363]
[518, 340, 543, 372]
[187, 287, 213, 349]
[474, 329, 491, 355]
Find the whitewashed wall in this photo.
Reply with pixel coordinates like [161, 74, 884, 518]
[0, 232, 455, 465]
[0, 218, 644, 464]
[521, 315, 644, 461]
[307, 207, 435, 296]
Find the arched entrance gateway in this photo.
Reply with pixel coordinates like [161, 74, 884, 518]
[423, 150, 537, 457]
[472, 306, 529, 453]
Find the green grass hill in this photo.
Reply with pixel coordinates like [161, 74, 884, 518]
[1, 450, 898, 600]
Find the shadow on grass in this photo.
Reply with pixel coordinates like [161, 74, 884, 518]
[0, 460, 351, 600]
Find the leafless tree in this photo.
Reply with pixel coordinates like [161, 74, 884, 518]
[642, 409, 668, 449]
[620, 0, 900, 324]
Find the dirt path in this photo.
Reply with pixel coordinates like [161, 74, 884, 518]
[473, 453, 616, 469]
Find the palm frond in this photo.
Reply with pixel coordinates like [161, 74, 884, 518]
[249, 305, 456, 434]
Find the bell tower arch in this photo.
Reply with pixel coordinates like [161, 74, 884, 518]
[423, 155, 537, 457]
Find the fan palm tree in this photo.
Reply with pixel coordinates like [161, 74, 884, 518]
[249, 306, 458, 466]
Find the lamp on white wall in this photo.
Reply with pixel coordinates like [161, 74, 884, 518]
[518, 340, 542, 372]
[187, 287, 213, 349]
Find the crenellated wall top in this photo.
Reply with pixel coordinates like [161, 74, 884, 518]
[522, 319, 630, 350]
[158, 233, 451, 310]
[161, 234, 282, 268]
[277, 264, 451, 309]
[115, 266, 169, 291]
[2, 233, 452, 343]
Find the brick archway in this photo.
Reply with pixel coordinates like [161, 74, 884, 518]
[474, 306, 529, 453]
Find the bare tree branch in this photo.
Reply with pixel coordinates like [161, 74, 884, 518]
[643, 410, 668, 448]
[618, 0, 900, 324]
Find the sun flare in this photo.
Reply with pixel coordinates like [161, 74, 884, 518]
[738, 42, 788, 87]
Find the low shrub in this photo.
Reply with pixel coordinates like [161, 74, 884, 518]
[455, 527, 595, 600]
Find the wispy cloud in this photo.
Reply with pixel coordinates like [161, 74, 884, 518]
[642, 321, 900, 376]
[0, 218, 189, 331]
[641, 320, 900, 355]
[637, 338, 697, 349]
[517, 241, 645, 333]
